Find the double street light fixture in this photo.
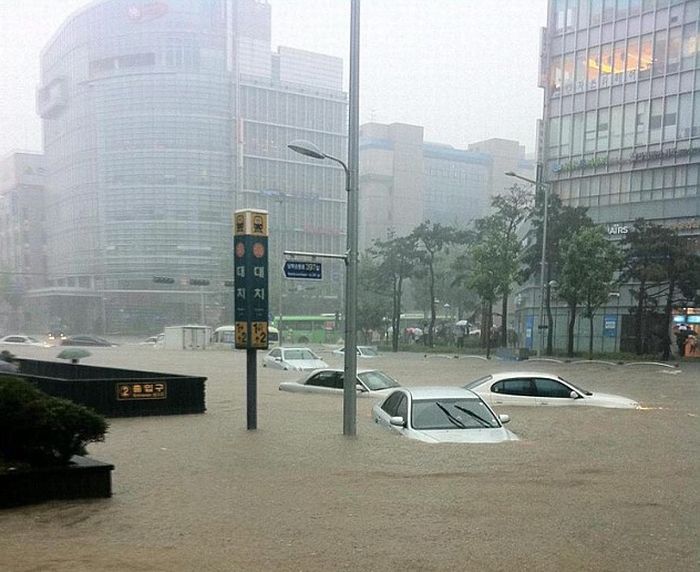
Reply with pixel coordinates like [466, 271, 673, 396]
[505, 170, 550, 357]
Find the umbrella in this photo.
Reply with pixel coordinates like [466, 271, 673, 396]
[56, 348, 92, 364]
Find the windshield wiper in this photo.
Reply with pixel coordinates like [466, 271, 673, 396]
[453, 405, 494, 428]
[435, 401, 467, 429]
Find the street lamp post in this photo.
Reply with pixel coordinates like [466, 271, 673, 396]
[286, 138, 357, 436]
[505, 170, 550, 357]
[286, 0, 359, 437]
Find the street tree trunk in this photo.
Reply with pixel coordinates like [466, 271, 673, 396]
[588, 313, 594, 360]
[567, 302, 577, 357]
[661, 279, 675, 361]
[501, 294, 508, 347]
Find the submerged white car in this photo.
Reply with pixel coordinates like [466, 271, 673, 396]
[0, 335, 47, 347]
[263, 347, 328, 371]
[332, 345, 380, 358]
[373, 387, 518, 444]
[279, 368, 400, 397]
[463, 372, 640, 409]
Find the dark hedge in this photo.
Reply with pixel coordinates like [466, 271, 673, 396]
[0, 375, 108, 466]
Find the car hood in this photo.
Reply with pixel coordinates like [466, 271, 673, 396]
[587, 392, 640, 409]
[411, 427, 518, 443]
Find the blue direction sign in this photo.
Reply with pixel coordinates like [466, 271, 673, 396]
[284, 260, 322, 280]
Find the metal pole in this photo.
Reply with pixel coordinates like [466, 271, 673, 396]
[344, 0, 360, 437]
[246, 348, 256, 430]
[538, 175, 549, 357]
[200, 288, 205, 324]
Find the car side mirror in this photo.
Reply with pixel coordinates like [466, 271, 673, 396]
[355, 383, 368, 393]
[275, 357, 282, 361]
[389, 416, 405, 427]
[498, 414, 510, 425]
[569, 390, 579, 399]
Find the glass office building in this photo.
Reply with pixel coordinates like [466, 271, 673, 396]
[520, 0, 699, 353]
[35, 0, 347, 331]
[541, 0, 699, 233]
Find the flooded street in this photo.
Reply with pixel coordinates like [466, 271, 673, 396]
[1, 344, 698, 571]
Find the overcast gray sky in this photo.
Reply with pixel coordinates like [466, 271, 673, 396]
[0, 0, 546, 158]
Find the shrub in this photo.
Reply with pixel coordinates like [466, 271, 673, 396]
[0, 375, 108, 466]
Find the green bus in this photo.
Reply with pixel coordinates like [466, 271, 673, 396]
[273, 314, 340, 345]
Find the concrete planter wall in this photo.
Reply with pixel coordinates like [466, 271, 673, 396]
[0, 456, 113, 509]
[15, 359, 206, 417]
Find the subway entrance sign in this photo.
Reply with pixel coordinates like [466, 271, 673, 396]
[234, 209, 269, 350]
[283, 260, 322, 280]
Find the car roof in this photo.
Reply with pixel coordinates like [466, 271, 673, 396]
[477, 372, 559, 382]
[304, 368, 378, 375]
[403, 386, 481, 400]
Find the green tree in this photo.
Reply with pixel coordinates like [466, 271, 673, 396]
[462, 221, 503, 358]
[621, 219, 700, 360]
[369, 233, 419, 352]
[558, 227, 622, 358]
[490, 184, 532, 346]
[522, 192, 593, 354]
[410, 222, 459, 347]
[356, 253, 392, 345]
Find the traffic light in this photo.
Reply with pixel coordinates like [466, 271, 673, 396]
[189, 278, 210, 286]
[153, 276, 175, 284]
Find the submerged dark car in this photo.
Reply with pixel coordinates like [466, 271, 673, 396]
[60, 335, 115, 347]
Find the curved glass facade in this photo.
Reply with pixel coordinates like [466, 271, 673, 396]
[39, 0, 231, 290]
[36, 0, 348, 331]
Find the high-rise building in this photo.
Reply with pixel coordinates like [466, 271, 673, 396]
[517, 0, 699, 354]
[33, 0, 347, 332]
[0, 152, 46, 330]
[537, 0, 698, 236]
[358, 122, 533, 249]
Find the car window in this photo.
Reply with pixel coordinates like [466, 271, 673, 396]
[381, 391, 403, 416]
[329, 372, 344, 389]
[494, 379, 535, 396]
[533, 378, 573, 398]
[395, 395, 408, 420]
[269, 349, 281, 358]
[6, 337, 23, 342]
[359, 347, 379, 356]
[285, 349, 319, 360]
[306, 371, 337, 388]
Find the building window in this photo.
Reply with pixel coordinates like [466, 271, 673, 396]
[649, 98, 663, 144]
[597, 108, 610, 151]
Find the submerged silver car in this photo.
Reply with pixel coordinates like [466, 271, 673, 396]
[279, 368, 399, 397]
[373, 386, 518, 443]
[263, 347, 328, 371]
[463, 372, 640, 409]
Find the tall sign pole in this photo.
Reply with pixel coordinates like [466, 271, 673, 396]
[233, 209, 269, 430]
[344, 0, 360, 436]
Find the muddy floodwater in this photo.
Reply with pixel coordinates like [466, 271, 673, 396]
[1, 344, 698, 571]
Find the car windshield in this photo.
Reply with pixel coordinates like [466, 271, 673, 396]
[412, 398, 498, 430]
[26, 337, 39, 343]
[359, 347, 379, 356]
[463, 375, 493, 390]
[357, 370, 399, 391]
[284, 349, 319, 360]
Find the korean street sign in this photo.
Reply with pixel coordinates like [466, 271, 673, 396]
[283, 260, 322, 280]
[234, 209, 269, 350]
[117, 382, 167, 400]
